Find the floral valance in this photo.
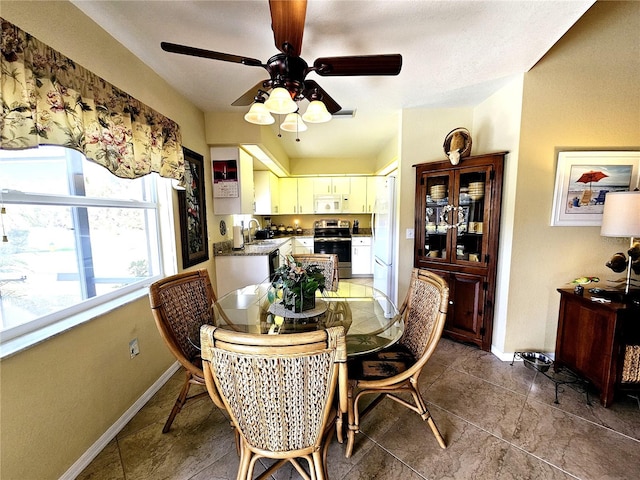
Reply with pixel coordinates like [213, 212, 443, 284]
[0, 18, 184, 182]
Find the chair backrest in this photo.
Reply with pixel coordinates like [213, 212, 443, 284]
[200, 325, 347, 454]
[397, 268, 449, 374]
[291, 253, 340, 291]
[149, 269, 216, 379]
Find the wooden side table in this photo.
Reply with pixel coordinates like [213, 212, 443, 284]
[555, 288, 640, 407]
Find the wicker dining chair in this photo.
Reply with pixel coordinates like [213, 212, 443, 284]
[342, 268, 450, 457]
[148, 269, 219, 433]
[200, 325, 348, 480]
[291, 253, 340, 291]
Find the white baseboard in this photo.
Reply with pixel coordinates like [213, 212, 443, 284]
[60, 362, 180, 480]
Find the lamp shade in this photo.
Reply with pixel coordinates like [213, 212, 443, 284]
[600, 191, 640, 237]
[244, 102, 275, 125]
[280, 113, 307, 132]
[264, 87, 297, 114]
[302, 100, 332, 123]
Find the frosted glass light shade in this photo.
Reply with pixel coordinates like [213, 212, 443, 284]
[601, 191, 640, 237]
[302, 100, 332, 123]
[244, 103, 275, 125]
[280, 113, 307, 132]
[264, 87, 297, 114]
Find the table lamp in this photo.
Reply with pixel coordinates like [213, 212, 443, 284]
[600, 190, 640, 295]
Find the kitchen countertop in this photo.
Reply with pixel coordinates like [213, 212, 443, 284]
[215, 231, 373, 257]
[214, 237, 292, 257]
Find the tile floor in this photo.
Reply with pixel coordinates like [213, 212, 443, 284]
[78, 336, 640, 480]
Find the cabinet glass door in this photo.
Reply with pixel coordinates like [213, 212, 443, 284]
[424, 174, 451, 261]
[455, 170, 488, 264]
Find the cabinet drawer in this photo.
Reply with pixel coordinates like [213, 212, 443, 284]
[352, 236, 372, 246]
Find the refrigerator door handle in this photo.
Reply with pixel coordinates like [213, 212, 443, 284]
[371, 212, 376, 241]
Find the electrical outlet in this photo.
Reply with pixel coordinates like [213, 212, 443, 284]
[129, 338, 140, 358]
[406, 228, 415, 239]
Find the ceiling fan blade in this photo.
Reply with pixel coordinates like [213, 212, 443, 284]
[231, 80, 271, 106]
[303, 80, 341, 114]
[269, 0, 307, 56]
[313, 54, 402, 76]
[161, 42, 263, 67]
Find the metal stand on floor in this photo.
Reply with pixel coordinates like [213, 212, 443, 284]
[511, 351, 591, 405]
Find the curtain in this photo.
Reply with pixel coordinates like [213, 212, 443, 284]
[0, 18, 184, 182]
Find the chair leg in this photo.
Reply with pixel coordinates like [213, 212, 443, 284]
[162, 371, 192, 433]
[237, 443, 252, 480]
[345, 384, 356, 458]
[410, 383, 446, 449]
[312, 450, 326, 480]
[335, 410, 344, 444]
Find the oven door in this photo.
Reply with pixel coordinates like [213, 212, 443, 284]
[314, 238, 352, 278]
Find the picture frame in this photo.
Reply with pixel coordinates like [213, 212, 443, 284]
[551, 150, 639, 226]
[178, 147, 209, 268]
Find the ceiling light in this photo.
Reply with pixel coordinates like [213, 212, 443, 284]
[264, 87, 297, 114]
[302, 100, 332, 123]
[244, 102, 275, 125]
[280, 112, 307, 132]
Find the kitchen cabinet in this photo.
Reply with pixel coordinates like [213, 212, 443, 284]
[254, 170, 280, 214]
[215, 255, 271, 297]
[314, 177, 350, 195]
[414, 152, 506, 351]
[347, 177, 367, 213]
[352, 236, 373, 275]
[212, 146, 254, 215]
[293, 236, 314, 254]
[555, 288, 640, 407]
[279, 177, 315, 214]
[338, 176, 378, 214]
[366, 176, 378, 213]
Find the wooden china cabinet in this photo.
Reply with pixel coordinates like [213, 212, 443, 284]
[414, 152, 506, 351]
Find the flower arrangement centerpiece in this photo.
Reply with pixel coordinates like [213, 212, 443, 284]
[270, 255, 326, 312]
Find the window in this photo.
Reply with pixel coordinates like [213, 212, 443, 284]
[0, 146, 170, 346]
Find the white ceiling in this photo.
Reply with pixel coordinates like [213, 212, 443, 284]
[72, 0, 594, 161]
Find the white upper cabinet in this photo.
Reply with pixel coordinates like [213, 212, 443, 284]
[278, 177, 315, 214]
[313, 177, 350, 195]
[297, 178, 315, 214]
[278, 177, 298, 214]
[366, 176, 378, 213]
[347, 177, 367, 213]
[254, 170, 280, 214]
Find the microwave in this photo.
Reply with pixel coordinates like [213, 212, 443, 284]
[314, 195, 343, 214]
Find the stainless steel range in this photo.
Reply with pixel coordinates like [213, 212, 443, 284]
[314, 219, 352, 279]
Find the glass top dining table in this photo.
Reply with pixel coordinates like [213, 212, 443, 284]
[212, 280, 403, 357]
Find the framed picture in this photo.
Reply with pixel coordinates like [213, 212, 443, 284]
[551, 150, 639, 226]
[178, 147, 209, 268]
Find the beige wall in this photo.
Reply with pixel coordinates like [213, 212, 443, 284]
[507, 0, 640, 353]
[398, 107, 474, 303]
[0, 2, 209, 479]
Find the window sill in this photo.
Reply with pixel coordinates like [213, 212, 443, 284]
[0, 288, 149, 359]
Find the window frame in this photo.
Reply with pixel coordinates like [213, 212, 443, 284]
[0, 149, 177, 358]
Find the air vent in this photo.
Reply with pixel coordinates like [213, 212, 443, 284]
[332, 109, 356, 118]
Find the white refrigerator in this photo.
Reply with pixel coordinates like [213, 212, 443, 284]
[372, 176, 397, 315]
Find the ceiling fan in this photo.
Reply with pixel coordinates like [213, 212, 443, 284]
[160, 0, 402, 122]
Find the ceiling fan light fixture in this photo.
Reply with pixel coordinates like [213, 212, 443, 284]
[264, 87, 298, 114]
[244, 102, 275, 125]
[280, 112, 308, 132]
[302, 100, 332, 123]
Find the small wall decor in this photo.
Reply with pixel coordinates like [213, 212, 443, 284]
[443, 127, 472, 165]
[551, 150, 639, 226]
[178, 147, 209, 268]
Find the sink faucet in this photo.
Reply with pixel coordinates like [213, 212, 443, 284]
[247, 218, 261, 243]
